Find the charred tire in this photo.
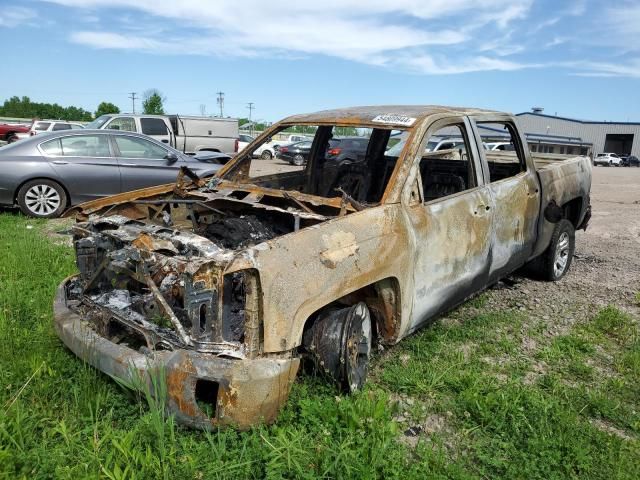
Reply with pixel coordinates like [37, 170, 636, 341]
[260, 150, 272, 160]
[17, 179, 67, 218]
[292, 154, 305, 166]
[529, 219, 575, 281]
[303, 302, 372, 392]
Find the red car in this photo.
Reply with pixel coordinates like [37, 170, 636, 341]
[0, 122, 32, 143]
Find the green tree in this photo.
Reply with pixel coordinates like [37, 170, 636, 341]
[142, 89, 166, 115]
[95, 102, 120, 117]
[0, 96, 92, 121]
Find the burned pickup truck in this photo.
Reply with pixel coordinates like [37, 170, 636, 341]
[54, 106, 591, 429]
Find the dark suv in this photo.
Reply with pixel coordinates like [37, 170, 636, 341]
[620, 155, 639, 167]
[326, 136, 369, 163]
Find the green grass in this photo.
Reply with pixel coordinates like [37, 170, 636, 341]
[1, 212, 639, 479]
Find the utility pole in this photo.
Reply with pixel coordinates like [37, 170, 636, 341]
[216, 91, 225, 117]
[128, 92, 137, 114]
[246, 102, 254, 135]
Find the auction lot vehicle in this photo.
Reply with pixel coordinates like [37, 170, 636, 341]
[30, 120, 85, 135]
[86, 114, 239, 157]
[0, 130, 227, 218]
[594, 152, 621, 166]
[54, 106, 592, 429]
[620, 155, 639, 167]
[0, 122, 31, 143]
[276, 140, 312, 165]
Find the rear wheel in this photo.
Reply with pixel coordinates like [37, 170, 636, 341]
[260, 150, 272, 160]
[292, 154, 305, 166]
[7, 135, 19, 144]
[17, 179, 67, 218]
[527, 219, 575, 281]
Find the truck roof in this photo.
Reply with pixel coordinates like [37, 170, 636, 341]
[281, 105, 500, 127]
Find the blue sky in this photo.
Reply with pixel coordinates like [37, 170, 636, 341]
[1, 0, 639, 122]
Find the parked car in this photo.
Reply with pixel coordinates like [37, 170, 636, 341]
[237, 134, 255, 152]
[54, 105, 591, 429]
[325, 136, 369, 163]
[254, 141, 277, 159]
[593, 152, 621, 166]
[30, 120, 85, 135]
[273, 134, 313, 151]
[0, 130, 228, 218]
[620, 155, 639, 167]
[276, 140, 312, 165]
[86, 114, 239, 157]
[485, 141, 515, 151]
[0, 122, 31, 143]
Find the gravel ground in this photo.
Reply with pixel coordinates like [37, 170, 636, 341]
[482, 165, 640, 334]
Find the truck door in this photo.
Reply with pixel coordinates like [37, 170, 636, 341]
[405, 118, 493, 331]
[111, 134, 183, 192]
[140, 117, 171, 145]
[470, 117, 540, 283]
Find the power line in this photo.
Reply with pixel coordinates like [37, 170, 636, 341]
[128, 92, 137, 114]
[216, 91, 224, 117]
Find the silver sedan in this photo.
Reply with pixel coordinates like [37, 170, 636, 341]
[0, 130, 228, 218]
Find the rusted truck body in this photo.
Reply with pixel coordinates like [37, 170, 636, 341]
[54, 106, 592, 429]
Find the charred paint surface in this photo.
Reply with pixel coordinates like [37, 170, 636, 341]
[53, 105, 592, 429]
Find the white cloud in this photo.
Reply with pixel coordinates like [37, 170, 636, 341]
[0, 6, 37, 27]
[44, 0, 640, 79]
[45, 0, 536, 73]
[397, 54, 538, 75]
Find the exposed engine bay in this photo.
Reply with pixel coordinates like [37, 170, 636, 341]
[66, 180, 356, 360]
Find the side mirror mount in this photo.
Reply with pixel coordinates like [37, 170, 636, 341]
[165, 152, 179, 164]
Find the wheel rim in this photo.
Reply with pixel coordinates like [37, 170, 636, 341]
[24, 184, 61, 215]
[293, 154, 303, 165]
[343, 303, 372, 392]
[261, 151, 271, 159]
[553, 231, 570, 277]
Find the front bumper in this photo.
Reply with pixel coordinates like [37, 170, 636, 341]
[53, 276, 300, 430]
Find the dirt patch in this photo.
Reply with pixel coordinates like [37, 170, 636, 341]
[484, 167, 640, 337]
[590, 418, 637, 441]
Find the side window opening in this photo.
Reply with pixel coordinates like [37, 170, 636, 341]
[419, 124, 476, 203]
[477, 122, 526, 182]
[141, 118, 169, 136]
[107, 117, 136, 132]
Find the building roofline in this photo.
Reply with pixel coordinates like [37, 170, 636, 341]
[516, 111, 640, 126]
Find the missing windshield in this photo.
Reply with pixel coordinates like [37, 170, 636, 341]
[222, 124, 405, 204]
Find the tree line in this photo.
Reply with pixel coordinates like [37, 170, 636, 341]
[0, 90, 167, 121]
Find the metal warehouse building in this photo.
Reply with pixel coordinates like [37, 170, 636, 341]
[516, 109, 640, 158]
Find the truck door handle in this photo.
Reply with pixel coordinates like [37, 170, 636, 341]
[161, 139, 169, 143]
[51, 160, 68, 165]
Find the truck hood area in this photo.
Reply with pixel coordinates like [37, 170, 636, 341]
[66, 178, 357, 360]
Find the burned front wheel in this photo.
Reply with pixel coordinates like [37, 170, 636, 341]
[303, 302, 372, 392]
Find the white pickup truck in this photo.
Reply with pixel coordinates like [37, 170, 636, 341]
[86, 114, 239, 158]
